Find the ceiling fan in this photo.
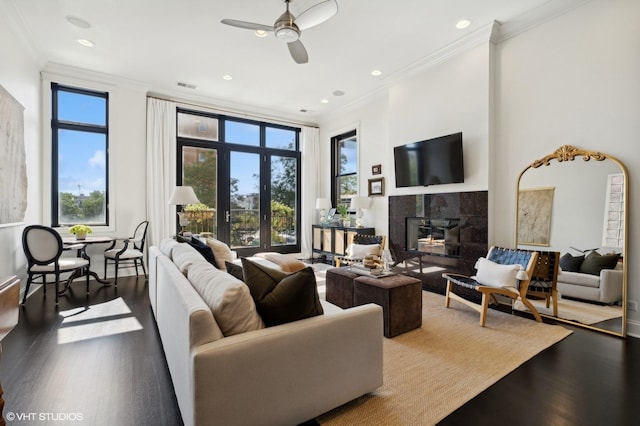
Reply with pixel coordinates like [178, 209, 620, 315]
[221, 0, 338, 64]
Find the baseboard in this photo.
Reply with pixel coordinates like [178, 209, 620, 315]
[626, 319, 640, 338]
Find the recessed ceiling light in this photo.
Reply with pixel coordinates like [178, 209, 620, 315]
[222, 74, 233, 81]
[255, 29, 268, 38]
[77, 39, 95, 47]
[371, 69, 382, 76]
[320, 99, 329, 104]
[66, 15, 91, 29]
[332, 90, 345, 97]
[456, 19, 471, 29]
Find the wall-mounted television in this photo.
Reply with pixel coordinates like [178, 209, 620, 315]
[393, 132, 464, 188]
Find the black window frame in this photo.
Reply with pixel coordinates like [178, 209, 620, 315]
[176, 108, 301, 255]
[51, 83, 110, 227]
[331, 129, 357, 208]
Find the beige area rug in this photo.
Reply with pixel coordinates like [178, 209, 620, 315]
[317, 291, 572, 426]
[514, 297, 622, 325]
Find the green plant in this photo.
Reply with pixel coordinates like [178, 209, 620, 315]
[337, 204, 349, 219]
[68, 224, 93, 235]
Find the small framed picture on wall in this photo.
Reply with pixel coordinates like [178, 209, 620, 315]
[371, 164, 382, 175]
[368, 177, 385, 196]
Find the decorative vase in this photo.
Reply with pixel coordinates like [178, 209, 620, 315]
[76, 232, 87, 240]
[342, 218, 350, 227]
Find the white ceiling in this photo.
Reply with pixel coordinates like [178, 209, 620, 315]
[4, 0, 586, 123]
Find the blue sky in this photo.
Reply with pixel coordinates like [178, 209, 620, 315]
[58, 92, 296, 197]
[57, 91, 106, 195]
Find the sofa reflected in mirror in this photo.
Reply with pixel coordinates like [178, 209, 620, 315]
[514, 145, 628, 336]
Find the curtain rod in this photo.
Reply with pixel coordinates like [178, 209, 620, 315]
[146, 94, 319, 129]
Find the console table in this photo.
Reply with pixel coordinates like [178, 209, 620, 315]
[311, 225, 374, 265]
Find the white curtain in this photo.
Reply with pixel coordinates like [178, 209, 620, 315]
[146, 98, 177, 247]
[300, 126, 320, 258]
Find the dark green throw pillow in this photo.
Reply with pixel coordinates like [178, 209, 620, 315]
[225, 261, 244, 282]
[241, 258, 324, 327]
[579, 251, 620, 276]
[559, 253, 584, 272]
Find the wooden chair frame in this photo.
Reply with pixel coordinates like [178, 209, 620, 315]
[443, 246, 542, 326]
[526, 250, 560, 317]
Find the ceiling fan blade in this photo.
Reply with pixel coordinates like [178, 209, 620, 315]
[221, 19, 273, 32]
[288, 40, 309, 64]
[295, 0, 338, 30]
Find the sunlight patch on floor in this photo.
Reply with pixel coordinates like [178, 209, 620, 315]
[57, 297, 143, 344]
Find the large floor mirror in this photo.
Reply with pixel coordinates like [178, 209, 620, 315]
[514, 145, 628, 336]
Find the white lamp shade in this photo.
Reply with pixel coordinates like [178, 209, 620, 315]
[350, 196, 369, 210]
[169, 186, 199, 205]
[315, 198, 332, 210]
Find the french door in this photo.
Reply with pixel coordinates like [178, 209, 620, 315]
[177, 111, 300, 257]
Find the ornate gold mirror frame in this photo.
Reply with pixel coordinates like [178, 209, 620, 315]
[515, 145, 628, 337]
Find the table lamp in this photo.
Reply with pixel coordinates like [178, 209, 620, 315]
[316, 198, 332, 224]
[169, 186, 200, 235]
[350, 196, 369, 228]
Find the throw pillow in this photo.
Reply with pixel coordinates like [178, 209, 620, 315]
[189, 237, 218, 268]
[206, 238, 234, 270]
[559, 253, 585, 272]
[255, 252, 306, 272]
[474, 257, 522, 288]
[188, 261, 264, 336]
[241, 258, 324, 327]
[225, 261, 244, 282]
[346, 243, 381, 258]
[176, 234, 192, 243]
[579, 251, 620, 276]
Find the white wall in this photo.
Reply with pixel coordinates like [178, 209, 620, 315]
[1, 6, 149, 287]
[0, 6, 42, 283]
[319, 42, 493, 238]
[320, 0, 640, 335]
[493, 0, 640, 334]
[39, 66, 150, 279]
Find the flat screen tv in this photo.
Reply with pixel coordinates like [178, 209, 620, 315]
[394, 132, 464, 188]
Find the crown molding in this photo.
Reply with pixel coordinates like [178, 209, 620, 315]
[42, 62, 152, 92]
[318, 0, 593, 122]
[493, 0, 593, 43]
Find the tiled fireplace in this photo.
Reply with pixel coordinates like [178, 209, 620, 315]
[389, 191, 488, 295]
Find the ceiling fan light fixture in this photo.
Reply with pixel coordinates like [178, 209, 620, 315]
[274, 23, 300, 42]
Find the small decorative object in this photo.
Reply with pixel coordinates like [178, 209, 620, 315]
[368, 177, 385, 196]
[382, 249, 393, 271]
[372, 164, 382, 175]
[336, 204, 350, 227]
[69, 224, 93, 240]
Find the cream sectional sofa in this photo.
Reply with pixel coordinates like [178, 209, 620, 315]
[557, 263, 623, 304]
[149, 238, 383, 426]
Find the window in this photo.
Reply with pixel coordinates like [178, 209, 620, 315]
[331, 130, 357, 207]
[177, 109, 301, 255]
[602, 173, 625, 249]
[51, 84, 109, 226]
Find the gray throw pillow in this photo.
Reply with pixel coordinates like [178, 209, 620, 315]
[241, 258, 324, 327]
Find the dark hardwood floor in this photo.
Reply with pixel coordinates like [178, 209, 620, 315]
[0, 276, 182, 426]
[1, 278, 638, 425]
